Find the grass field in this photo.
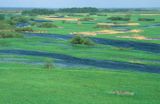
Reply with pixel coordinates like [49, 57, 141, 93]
[0, 63, 160, 104]
[0, 9, 160, 104]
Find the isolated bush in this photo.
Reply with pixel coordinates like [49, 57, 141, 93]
[89, 12, 97, 15]
[44, 58, 54, 70]
[0, 32, 23, 38]
[15, 27, 33, 32]
[78, 17, 94, 21]
[30, 22, 36, 26]
[37, 23, 58, 28]
[8, 16, 30, 26]
[108, 17, 130, 21]
[70, 35, 94, 46]
[138, 18, 155, 21]
[95, 24, 111, 29]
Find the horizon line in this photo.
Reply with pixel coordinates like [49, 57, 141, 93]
[0, 6, 160, 9]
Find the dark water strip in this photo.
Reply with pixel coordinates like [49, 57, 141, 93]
[0, 49, 159, 73]
[142, 23, 160, 28]
[25, 33, 160, 53]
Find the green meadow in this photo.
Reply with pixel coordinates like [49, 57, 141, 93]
[0, 8, 160, 104]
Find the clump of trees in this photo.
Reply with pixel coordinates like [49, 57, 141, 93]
[22, 9, 55, 15]
[70, 35, 94, 46]
[138, 18, 155, 21]
[8, 16, 30, 25]
[15, 27, 33, 32]
[108, 17, 130, 21]
[37, 23, 58, 28]
[0, 32, 23, 38]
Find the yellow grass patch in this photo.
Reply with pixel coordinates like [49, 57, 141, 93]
[117, 35, 147, 40]
[71, 30, 125, 36]
[96, 30, 125, 34]
[71, 32, 97, 36]
[38, 16, 79, 21]
[129, 29, 142, 33]
[71, 29, 142, 36]
[32, 30, 48, 33]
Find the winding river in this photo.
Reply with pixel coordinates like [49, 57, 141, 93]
[0, 49, 159, 73]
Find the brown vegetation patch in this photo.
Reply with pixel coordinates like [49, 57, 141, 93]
[111, 90, 135, 96]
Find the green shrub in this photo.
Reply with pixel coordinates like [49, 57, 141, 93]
[138, 18, 155, 21]
[8, 16, 30, 25]
[0, 21, 14, 29]
[44, 58, 54, 70]
[78, 17, 94, 21]
[37, 23, 58, 28]
[95, 24, 111, 29]
[30, 22, 36, 26]
[0, 32, 23, 38]
[0, 14, 5, 20]
[15, 27, 33, 32]
[108, 17, 130, 21]
[70, 35, 94, 46]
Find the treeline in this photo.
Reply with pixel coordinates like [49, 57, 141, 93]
[58, 7, 99, 13]
[101, 8, 159, 12]
[22, 7, 99, 15]
[21, 8, 158, 15]
[22, 9, 55, 15]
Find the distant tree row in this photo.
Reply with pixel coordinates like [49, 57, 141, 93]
[58, 7, 99, 13]
[21, 8, 160, 15]
[22, 7, 99, 15]
[22, 9, 55, 15]
[101, 8, 157, 12]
